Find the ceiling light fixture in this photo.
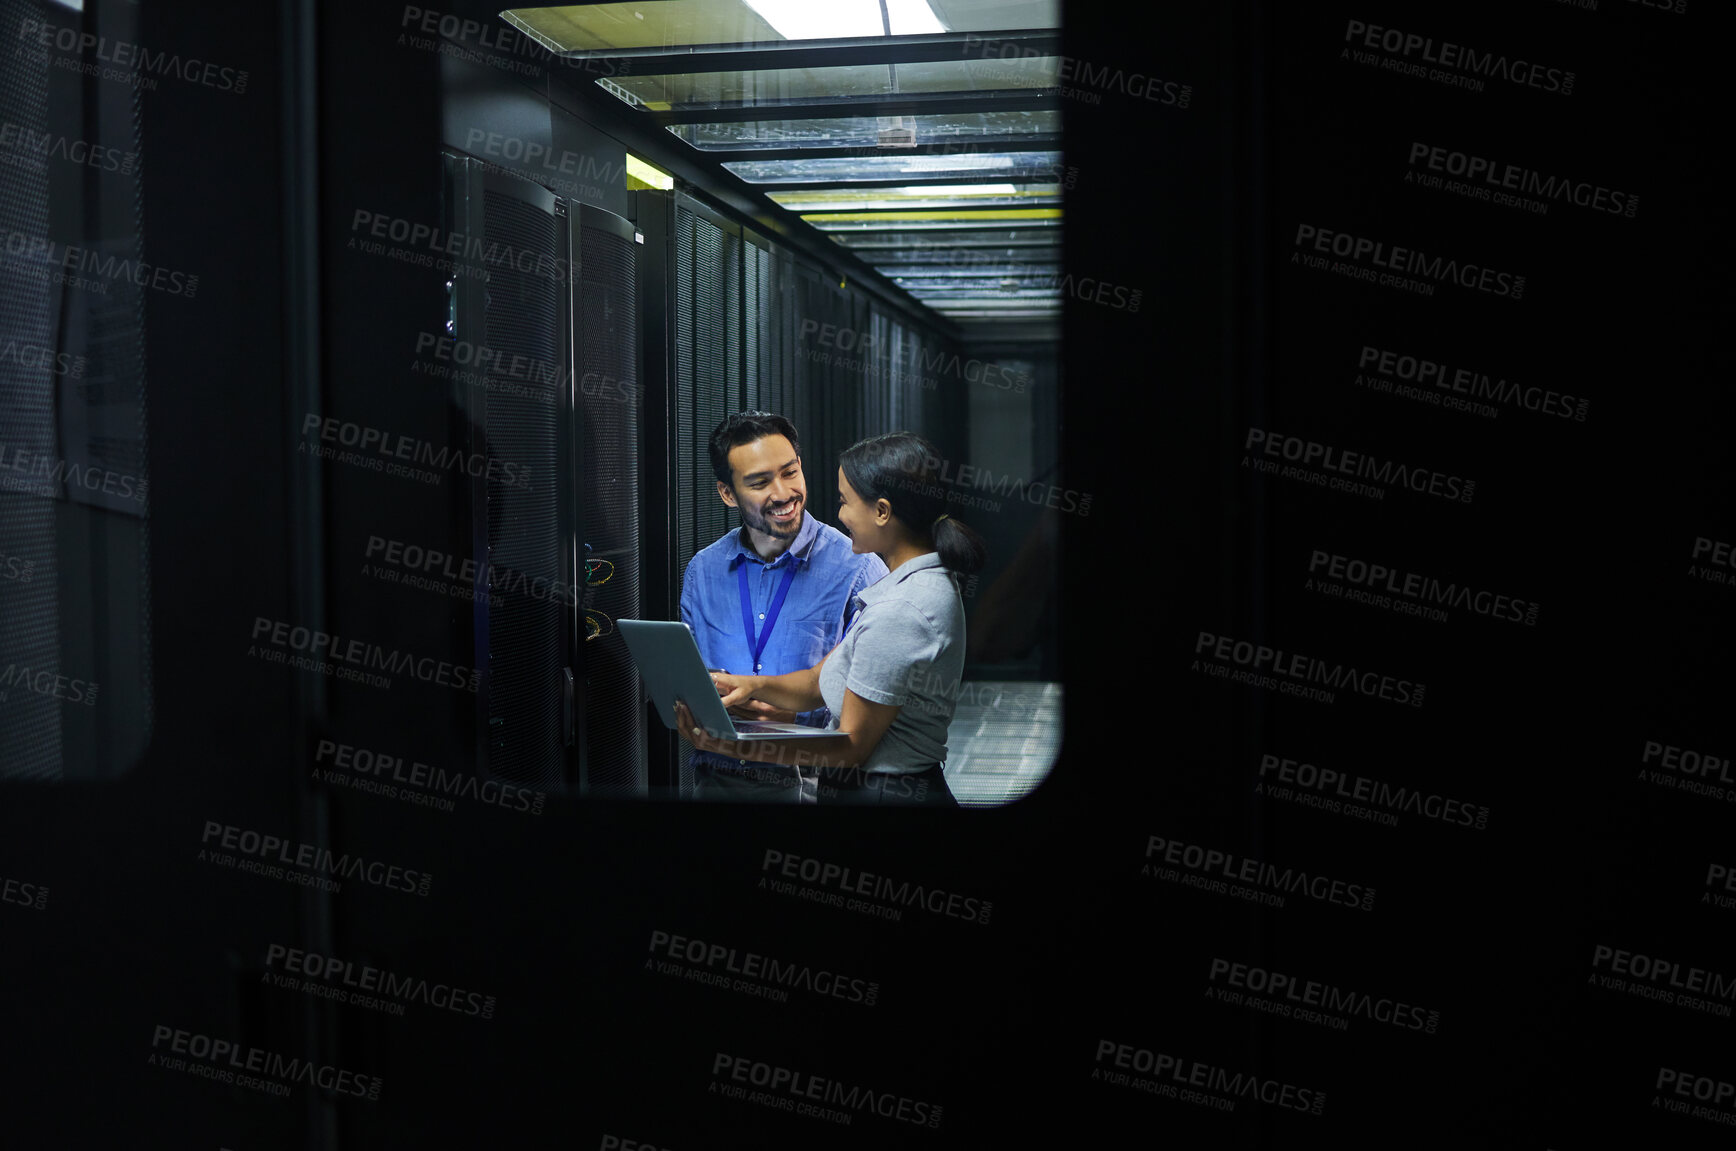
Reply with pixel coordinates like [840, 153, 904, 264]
[742, 0, 944, 41]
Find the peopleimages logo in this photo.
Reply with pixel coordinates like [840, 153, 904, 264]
[1293, 225, 1524, 299]
[0, 227, 198, 296]
[710, 1054, 942, 1129]
[0, 440, 145, 505]
[0, 546, 33, 583]
[1194, 630, 1426, 708]
[1, 874, 48, 911]
[598, 1138, 673, 1151]
[411, 331, 639, 406]
[1590, 943, 1736, 1019]
[0, 338, 85, 378]
[1704, 864, 1736, 912]
[399, 6, 623, 78]
[797, 320, 1033, 393]
[265, 944, 496, 1019]
[149, 1025, 379, 1100]
[250, 616, 483, 695]
[1244, 427, 1473, 505]
[1691, 537, 1736, 587]
[1406, 142, 1637, 219]
[17, 19, 250, 94]
[1342, 19, 1574, 96]
[1356, 345, 1587, 422]
[412, 332, 558, 392]
[1143, 834, 1377, 911]
[1654, 1068, 1736, 1130]
[896, 450, 1091, 516]
[0, 122, 136, 173]
[646, 929, 880, 1007]
[1618, 0, 1687, 15]
[460, 129, 623, 191]
[0, 661, 98, 707]
[314, 738, 546, 816]
[365, 534, 580, 610]
[1092, 1039, 1326, 1116]
[1207, 959, 1441, 1034]
[349, 208, 577, 283]
[200, 819, 434, 897]
[1257, 752, 1490, 831]
[1046, 271, 1142, 312]
[759, 849, 991, 925]
[1307, 549, 1540, 627]
[1639, 739, 1736, 803]
[897, 666, 1037, 722]
[958, 37, 1192, 109]
[299, 413, 531, 489]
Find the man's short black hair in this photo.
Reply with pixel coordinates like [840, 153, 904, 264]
[708, 411, 801, 488]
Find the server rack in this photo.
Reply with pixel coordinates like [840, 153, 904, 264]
[571, 202, 646, 797]
[444, 155, 566, 793]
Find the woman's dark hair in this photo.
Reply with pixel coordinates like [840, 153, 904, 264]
[839, 432, 986, 575]
[708, 411, 801, 487]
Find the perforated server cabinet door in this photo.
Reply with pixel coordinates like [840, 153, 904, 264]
[573, 204, 645, 796]
[673, 194, 742, 577]
[449, 158, 566, 793]
[671, 193, 746, 795]
[1, 0, 152, 783]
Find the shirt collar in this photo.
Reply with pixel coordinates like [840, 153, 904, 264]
[729, 510, 819, 569]
[856, 551, 945, 604]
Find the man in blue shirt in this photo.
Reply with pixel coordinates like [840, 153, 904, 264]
[680, 412, 888, 802]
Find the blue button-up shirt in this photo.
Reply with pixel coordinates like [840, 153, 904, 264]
[680, 512, 887, 771]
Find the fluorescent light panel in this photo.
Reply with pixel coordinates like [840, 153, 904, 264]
[896, 154, 1015, 173]
[625, 153, 674, 190]
[742, 0, 945, 40]
[769, 184, 1020, 204]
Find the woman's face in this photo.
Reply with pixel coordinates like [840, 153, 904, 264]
[836, 467, 888, 555]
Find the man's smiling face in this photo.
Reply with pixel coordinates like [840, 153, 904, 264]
[719, 434, 805, 544]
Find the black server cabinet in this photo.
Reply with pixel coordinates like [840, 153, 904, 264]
[444, 155, 565, 793]
[446, 155, 648, 799]
[570, 203, 645, 797]
[634, 187, 681, 796]
[0, 0, 153, 784]
[667, 192, 745, 799]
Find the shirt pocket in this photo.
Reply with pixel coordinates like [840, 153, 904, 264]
[696, 615, 749, 673]
[782, 613, 842, 669]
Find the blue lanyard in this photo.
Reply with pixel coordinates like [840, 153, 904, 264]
[739, 559, 801, 673]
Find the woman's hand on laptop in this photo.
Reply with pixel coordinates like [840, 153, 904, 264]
[673, 697, 772, 760]
[708, 666, 825, 718]
[727, 699, 799, 724]
[712, 672, 795, 721]
[673, 698, 729, 755]
[710, 672, 764, 711]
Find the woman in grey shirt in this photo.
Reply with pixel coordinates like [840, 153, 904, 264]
[673, 432, 986, 806]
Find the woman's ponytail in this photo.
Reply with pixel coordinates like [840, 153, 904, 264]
[929, 512, 986, 576]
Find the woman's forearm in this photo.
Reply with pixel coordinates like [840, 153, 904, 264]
[744, 664, 823, 713]
[679, 686, 897, 774]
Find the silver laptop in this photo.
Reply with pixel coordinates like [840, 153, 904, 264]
[619, 620, 848, 742]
